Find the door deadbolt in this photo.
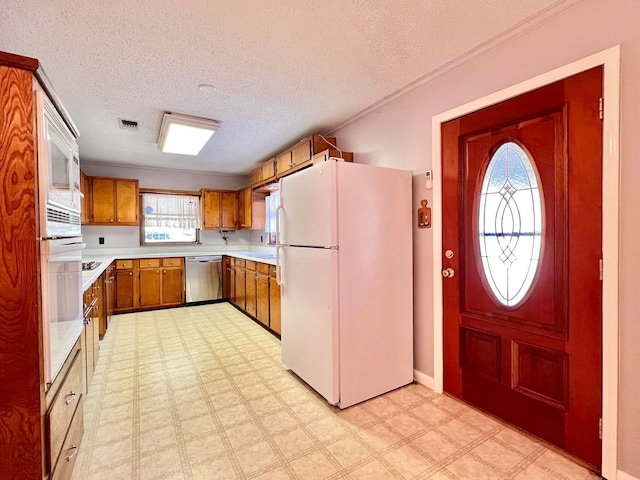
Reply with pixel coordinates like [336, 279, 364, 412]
[442, 268, 455, 278]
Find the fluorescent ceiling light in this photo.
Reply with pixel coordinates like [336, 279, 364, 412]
[158, 112, 220, 155]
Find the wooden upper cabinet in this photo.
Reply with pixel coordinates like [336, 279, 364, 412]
[251, 158, 277, 188]
[80, 170, 91, 224]
[275, 135, 337, 179]
[237, 188, 266, 230]
[202, 189, 237, 230]
[202, 189, 222, 229]
[116, 179, 138, 224]
[221, 192, 237, 229]
[90, 177, 139, 225]
[276, 151, 292, 176]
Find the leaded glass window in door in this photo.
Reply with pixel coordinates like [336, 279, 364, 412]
[478, 141, 543, 307]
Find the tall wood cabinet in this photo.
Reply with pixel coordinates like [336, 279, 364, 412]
[237, 188, 266, 230]
[90, 177, 139, 225]
[0, 51, 83, 480]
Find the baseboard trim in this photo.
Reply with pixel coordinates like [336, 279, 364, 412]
[413, 370, 434, 390]
[618, 470, 640, 480]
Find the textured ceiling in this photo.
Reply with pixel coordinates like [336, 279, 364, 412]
[0, 0, 564, 174]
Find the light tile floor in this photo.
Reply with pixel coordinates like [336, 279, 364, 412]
[71, 304, 600, 480]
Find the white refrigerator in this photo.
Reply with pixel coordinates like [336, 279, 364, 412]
[276, 160, 414, 408]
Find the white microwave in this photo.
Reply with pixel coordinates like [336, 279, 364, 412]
[35, 89, 81, 237]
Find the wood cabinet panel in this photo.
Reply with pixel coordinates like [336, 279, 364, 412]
[251, 167, 262, 185]
[222, 256, 230, 299]
[291, 139, 312, 166]
[47, 350, 82, 470]
[115, 262, 138, 312]
[202, 189, 221, 229]
[162, 267, 184, 306]
[162, 258, 183, 267]
[221, 192, 237, 229]
[269, 267, 281, 335]
[202, 190, 237, 230]
[256, 273, 270, 326]
[235, 264, 246, 310]
[91, 178, 115, 223]
[262, 159, 276, 181]
[140, 258, 160, 268]
[115, 179, 138, 224]
[139, 268, 162, 307]
[50, 401, 83, 480]
[276, 151, 292, 175]
[103, 264, 115, 335]
[116, 260, 133, 269]
[80, 170, 91, 224]
[245, 270, 257, 318]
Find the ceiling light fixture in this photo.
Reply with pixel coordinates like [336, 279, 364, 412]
[157, 112, 220, 155]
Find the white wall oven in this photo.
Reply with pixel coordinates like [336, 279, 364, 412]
[35, 87, 84, 387]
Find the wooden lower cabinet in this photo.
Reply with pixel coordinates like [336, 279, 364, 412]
[256, 265, 270, 327]
[162, 258, 185, 306]
[114, 257, 184, 313]
[223, 256, 280, 335]
[234, 259, 246, 310]
[114, 259, 139, 312]
[269, 266, 281, 335]
[245, 261, 257, 318]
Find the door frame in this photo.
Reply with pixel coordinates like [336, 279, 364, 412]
[431, 46, 620, 479]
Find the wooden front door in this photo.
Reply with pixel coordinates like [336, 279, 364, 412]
[442, 67, 603, 468]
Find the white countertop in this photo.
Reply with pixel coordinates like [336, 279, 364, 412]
[82, 247, 276, 291]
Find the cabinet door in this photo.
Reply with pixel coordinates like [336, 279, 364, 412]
[235, 266, 246, 310]
[94, 275, 106, 338]
[91, 296, 100, 369]
[269, 273, 281, 335]
[202, 190, 221, 229]
[251, 167, 262, 185]
[238, 188, 252, 229]
[162, 267, 184, 306]
[116, 179, 139, 224]
[229, 266, 236, 304]
[256, 273, 270, 326]
[83, 313, 94, 392]
[221, 192, 237, 229]
[115, 269, 135, 310]
[91, 178, 115, 223]
[80, 170, 91, 224]
[262, 159, 276, 181]
[291, 139, 312, 167]
[139, 269, 162, 307]
[222, 257, 230, 298]
[276, 151, 292, 175]
[245, 271, 257, 318]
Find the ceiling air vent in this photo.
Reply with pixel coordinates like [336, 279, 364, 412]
[118, 118, 139, 131]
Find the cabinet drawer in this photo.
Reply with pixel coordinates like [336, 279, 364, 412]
[116, 260, 134, 269]
[162, 257, 183, 267]
[236, 259, 246, 268]
[50, 400, 84, 480]
[246, 260, 256, 271]
[139, 258, 161, 268]
[270, 265, 277, 278]
[257, 263, 270, 275]
[48, 350, 83, 472]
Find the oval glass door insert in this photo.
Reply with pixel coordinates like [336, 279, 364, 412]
[478, 141, 542, 307]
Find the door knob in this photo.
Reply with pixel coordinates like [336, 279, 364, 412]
[442, 268, 455, 278]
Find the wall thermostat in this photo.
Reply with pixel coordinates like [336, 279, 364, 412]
[425, 171, 432, 190]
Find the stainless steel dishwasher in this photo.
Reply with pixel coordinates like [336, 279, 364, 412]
[185, 256, 222, 304]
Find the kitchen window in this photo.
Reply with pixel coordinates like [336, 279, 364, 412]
[265, 191, 280, 244]
[140, 192, 201, 245]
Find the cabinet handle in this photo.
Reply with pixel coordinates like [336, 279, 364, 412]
[129, 272, 133, 276]
[110, 219, 114, 222]
[66, 445, 79, 462]
[64, 392, 77, 405]
[117, 218, 121, 222]
[163, 270, 167, 274]
[156, 270, 160, 274]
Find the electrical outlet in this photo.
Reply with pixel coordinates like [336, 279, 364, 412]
[98, 237, 105, 245]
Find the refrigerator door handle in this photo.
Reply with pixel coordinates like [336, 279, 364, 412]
[275, 204, 284, 246]
[275, 245, 284, 287]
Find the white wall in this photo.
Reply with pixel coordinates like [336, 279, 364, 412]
[332, 0, 640, 475]
[80, 161, 256, 249]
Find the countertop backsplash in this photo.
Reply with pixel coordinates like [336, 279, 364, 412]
[81, 225, 257, 249]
